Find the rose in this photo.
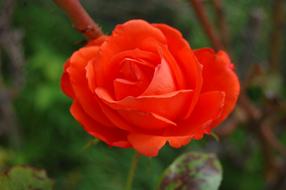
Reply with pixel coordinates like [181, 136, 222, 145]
[61, 19, 240, 157]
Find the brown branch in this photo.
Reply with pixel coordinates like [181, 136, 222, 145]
[215, 117, 239, 137]
[269, 0, 285, 71]
[239, 94, 262, 120]
[53, 0, 103, 40]
[241, 64, 263, 92]
[0, 0, 14, 26]
[210, 0, 229, 47]
[188, 0, 224, 50]
[245, 111, 286, 184]
[186, 0, 285, 187]
[214, 107, 247, 137]
[238, 8, 264, 79]
[261, 116, 286, 157]
[244, 115, 276, 184]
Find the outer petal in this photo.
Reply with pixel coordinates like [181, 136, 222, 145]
[86, 36, 108, 47]
[118, 110, 177, 131]
[194, 48, 240, 126]
[165, 91, 225, 137]
[96, 88, 179, 132]
[70, 101, 130, 148]
[96, 101, 134, 132]
[128, 134, 167, 157]
[95, 88, 193, 121]
[97, 93, 178, 133]
[168, 137, 192, 148]
[61, 59, 74, 98]
[67, 46, 113, 126]
[153, 24, 203, 118]
[128, 134, 192, 156]
[109, 20, 166, 51]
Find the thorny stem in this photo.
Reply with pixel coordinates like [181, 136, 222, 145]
[53, 0, 103, 40]
[188, 0, 224, 50]
[126, 152, 140, 190]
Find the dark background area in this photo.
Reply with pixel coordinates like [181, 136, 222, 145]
[0, 0, 285, 189]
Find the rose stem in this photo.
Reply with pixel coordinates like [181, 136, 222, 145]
[125, 152, 140, 190]
[53, 0, 103, 40]
[188, 0, 224, 50]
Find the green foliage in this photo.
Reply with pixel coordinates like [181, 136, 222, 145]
[0, 166, 53, 190]
[159, 152, 222, 190]
[27, 42, 65, 110]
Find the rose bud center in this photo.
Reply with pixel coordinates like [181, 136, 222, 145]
[113, 57, 156, 100]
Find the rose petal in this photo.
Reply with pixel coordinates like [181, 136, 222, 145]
[85, 60, 97, 94]
[154, 24, 203, 118]
[194, 48, 240, 127]
[110, 49, 159, 68]
[165, 91, 225, 137]
[95, 88, 193, 120]
[113, 78, 141, 100]
[110, 19, 166, 52]
[91, 20, 166, 88]
[158, 44, 186, 89]
[70, 101, 130, 148]
[86, 48, 159, 94]
[67, 47, 113, 126]
[118, 110, 177, 131]
[86, 36, 108, 47]
[128, 134, 167, 157]
[142, 56, 176, 95]
[128, 134, 192, 156]
[168, 137, 192, 148]
[185, 91, 225, 126]
[96, 101, 134, 132]
[61, 59, 74, 98]
[96, 89, 179, 132]
[113, 58, 154, 99]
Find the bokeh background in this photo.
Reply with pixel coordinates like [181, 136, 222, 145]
[0, 0, 286, 189]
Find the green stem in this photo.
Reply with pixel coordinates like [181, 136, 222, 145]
[126, 152, 140, 190]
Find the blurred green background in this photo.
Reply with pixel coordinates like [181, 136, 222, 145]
[0, 0, 285, 189]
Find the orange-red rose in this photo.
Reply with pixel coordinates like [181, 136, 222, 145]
[61, 20, 240, 157]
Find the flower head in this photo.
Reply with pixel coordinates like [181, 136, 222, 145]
[61, 19, 240, 157]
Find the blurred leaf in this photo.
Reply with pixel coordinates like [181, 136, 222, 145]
[159, 152, 222, 190]
[210, 132, 220, 142]
[34, 86, 52, 110]
[82, 139, 100, 150]
[247, 85, 264, 103]
[261, 73, 283, 98]
[28, 43, 64, 82]
[0, 166, 53, 190]
[0, 149, 9, 167]
[252, 72, 283, 99]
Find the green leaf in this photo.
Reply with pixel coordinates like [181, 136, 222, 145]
[0, 166, 53, 190]
[159, 152, 222, 190]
